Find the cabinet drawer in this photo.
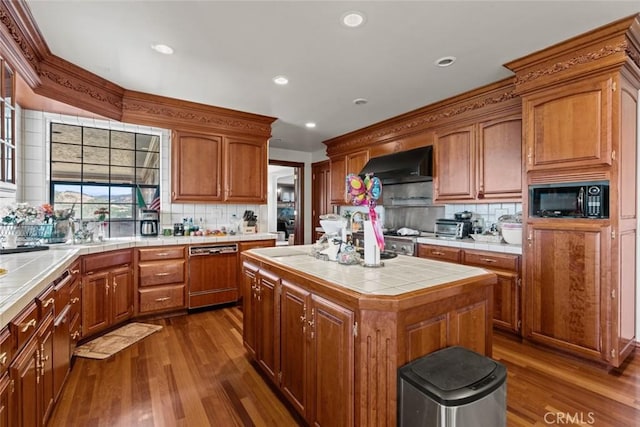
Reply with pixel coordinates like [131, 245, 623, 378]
[139, 260, 186, 286]
[0, 327, 15, 373]
[417, 244, 462, 263]
[11, 301, 40, 349]
[463, 250, 519, 272]
[138, 285, 186, 313]
[37, 285, 56, 318]
[83, 249, 132, 274]
[138, 246, 185, 261]
[53, 270, 75, 315]
[68, 277, 81, 319]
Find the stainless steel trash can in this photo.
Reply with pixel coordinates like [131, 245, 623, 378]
[398, 346, 506, 427]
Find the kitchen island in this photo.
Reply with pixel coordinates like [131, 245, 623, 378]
[241, 245, 497, 427]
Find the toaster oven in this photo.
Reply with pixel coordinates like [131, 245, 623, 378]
[435, 219, 472, 239]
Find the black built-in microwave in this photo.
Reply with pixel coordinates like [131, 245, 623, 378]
[529, 181, 609, 218]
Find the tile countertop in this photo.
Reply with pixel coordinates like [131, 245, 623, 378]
[0, 233, 276, 329]
[246, 245, 491, 296]
[416, 236, 523, 255]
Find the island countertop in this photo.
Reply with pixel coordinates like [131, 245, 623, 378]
[246, 245, 491, 296]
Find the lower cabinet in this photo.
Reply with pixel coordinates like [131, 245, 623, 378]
[82, 250, 133, 338]
[418, 243, 522, 334]
[243, 263, 355, 426]
[10, 312, 54, 427]
[0, 373, 13, 427]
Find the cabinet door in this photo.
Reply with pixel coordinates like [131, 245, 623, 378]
[241, 264, 258, 360]
[346, 150, 369, 176]
[52, 307, 71, 402]
[280, 280, 310, 417]
[188, 252, 238, 309]
[82, 271, 110, 337]
[111, 267, 133, 325]
[171, 131, 224, 202]
[224, 137, 267, 202]
[38, 314, 54, 426]
[329, 157, 346, 204]
[525, 222, 609, 361]
[312, 161, 331, 230]
[256, 272, 279, 384]
[309, 294, 354, 427]
[478, 116, 522, 200]
[492, 272, 520, 333]
[434, 125, 476, 201]
[10, 337, 38, 427]
[0, 373, 14, 427]
[524, 75, 613, 171]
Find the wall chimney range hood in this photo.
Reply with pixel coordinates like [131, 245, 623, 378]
[359, 146, 433, 184]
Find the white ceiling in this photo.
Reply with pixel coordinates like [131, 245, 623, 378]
[25, 1, 640, 153]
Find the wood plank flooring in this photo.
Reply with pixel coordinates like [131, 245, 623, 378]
[48, 306, 640, 426]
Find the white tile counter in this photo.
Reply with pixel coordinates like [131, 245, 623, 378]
[0, 233, 276, 328]
[416, 236, 522, 255]
[247, 245, 490, 296]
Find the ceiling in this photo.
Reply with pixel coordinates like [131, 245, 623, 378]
[25, 1, 640, 153]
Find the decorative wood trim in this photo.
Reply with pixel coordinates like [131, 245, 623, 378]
[324, 78, 519, 157]
[0, 0, 275, 137]
[506, 14, 640, 94]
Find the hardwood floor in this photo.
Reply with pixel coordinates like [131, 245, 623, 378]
[48, 307, 640, 426]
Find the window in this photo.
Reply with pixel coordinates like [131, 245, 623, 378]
[50, 123, 160, 238]
[0, 58, 15, 185]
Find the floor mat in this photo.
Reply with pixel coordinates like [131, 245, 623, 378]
[73, 322, 163, 360]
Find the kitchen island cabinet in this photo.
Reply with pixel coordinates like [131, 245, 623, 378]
[242, 246, 495, 426]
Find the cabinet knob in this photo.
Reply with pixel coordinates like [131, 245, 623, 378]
[43, 297, 55, 308]
[20, 318, 37, 333]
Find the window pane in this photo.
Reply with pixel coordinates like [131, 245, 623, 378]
[136, 167, 159, 185]
[110, 166, 135, 183]
[111, 130, 135, 149]
[52, 184, 82, 204]
[51, 162, 82, 181]
[3, 64, 12, 104]
[110, 203, 134, 219]
[83, 164, 110, 182]
[110, 186, 133, 204]
[83, 127, 109, 147]
[111, 148, 134, 167]
[52, 143, 81, 163]
[136, 134, 159, 152]
[136, 150, 159, 169]
[83, 145, 109, 165]
[52, 123, 81, 144]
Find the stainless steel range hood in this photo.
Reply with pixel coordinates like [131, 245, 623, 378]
[359, 146, 433, 184]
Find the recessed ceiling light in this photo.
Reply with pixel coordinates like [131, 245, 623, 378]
[305, 122, 316, 129]
[341, 11, 365, 28]
[435, 56, 456, 67]
[353, 98, 368, 105]
[151, 43, 174, 55]
[273, 75, 289, 85]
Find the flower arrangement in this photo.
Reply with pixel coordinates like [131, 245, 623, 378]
[41, 203, 75, 222]
[2, 203, 41, 225]
[94, 207, 109, 222]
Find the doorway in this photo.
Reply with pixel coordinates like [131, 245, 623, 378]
[268, 160, 304, 245]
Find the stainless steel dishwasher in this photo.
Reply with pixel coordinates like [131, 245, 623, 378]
[188, 243, 238, 309]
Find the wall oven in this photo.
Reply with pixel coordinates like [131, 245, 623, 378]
[529, 181, 609, 218]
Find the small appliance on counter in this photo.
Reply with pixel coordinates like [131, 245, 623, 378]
[435, 218, 472, 239]
[140, 209, 159, 237]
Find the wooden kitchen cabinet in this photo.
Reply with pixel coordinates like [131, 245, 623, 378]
[136, 246, 186, 315]
[418, 243, 522, 334]
[171, 130, 267, 203]
[312, 160, 331, 238]
[10, 311, 54, 427]
[188, 247, 238, 309]
[434, 114, 522, 203]
[238, 240, 275, 301]
[524, 222, 616, 362]
[0, 373, 14, 427]
[243, 264, 355, 426]
[241, 263, 259, 360]
[82, 250, 133, 338]
[523, 75, 613, 171]
[329, 150, 369, 204]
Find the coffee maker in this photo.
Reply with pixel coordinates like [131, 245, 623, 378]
[140, 209, 159, 237]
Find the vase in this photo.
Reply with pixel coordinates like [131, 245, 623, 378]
[96, 222, 106, 242]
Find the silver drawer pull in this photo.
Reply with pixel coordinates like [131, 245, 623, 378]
[155, 297, 171, 302]
[480, 258, 497, 263]
[155, 272, 170, 276]
[21, 319, 37, 333]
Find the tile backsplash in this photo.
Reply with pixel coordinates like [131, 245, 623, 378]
[444, 202, 523, 228]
